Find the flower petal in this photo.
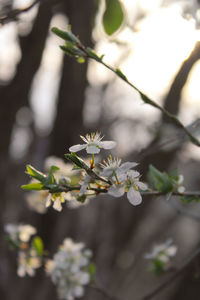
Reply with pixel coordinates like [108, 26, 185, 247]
[127, 187, 142, 206]
[53, 198, 62, 211]
[45, 195, 52, 207]
[101, 168, 113, 178]
[119, 162, 138, 173]
[108, 185, 125, 197]
[69, 144, 87, 152]
[86, 145, 100, 154]
[128, 170, 140, 179]
[99, 141, 116, 150]
[137, 181, 148, 191]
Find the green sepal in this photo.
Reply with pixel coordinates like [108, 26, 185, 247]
[25, 165, 46, 182]
[21, 183, 43, 191]
[103, 0, 124, 35]
[32, 236, 44, 256]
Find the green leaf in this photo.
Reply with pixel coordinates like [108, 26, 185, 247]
[88, 262, 96, 280]
[42, 165, 59, 190]
[32, 236, 44, 256]
[51, 27, 78, 44]
[170, 168, 179, 181]
[77, 194, 87, 203]
[181, 196, 200, 204]
[148, 165, 173, 193]
[77, 57, 85, 63]
[65, 153, 89, 169]
[65, 153, 109, 184]
[103, 0, 124, 35]
[21, 183, 43, 191]
[26, 165, 46, 182]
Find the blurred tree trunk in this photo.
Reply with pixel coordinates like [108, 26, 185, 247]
[49, 0, 95, 155]
[5, 1, 97, 300]
[0, 1, 53, 299]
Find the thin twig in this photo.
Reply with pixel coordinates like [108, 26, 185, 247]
[0, 0, 40, 25]
[140, 247, 200, 300]
[74, 39, 200, 147]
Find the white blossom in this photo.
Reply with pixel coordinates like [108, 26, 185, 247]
[26, 190, 48, 214]
[17, 249, 41, 277]
[45, 192, 66, 212]
[46, 238, 92, 300]
[65, 191, 90, 209]
[101, 155, 138, 178]
[44, 156, 75, 181]
[108, 170, 148, 206]
[5, 224, 36, 243]
[69, 132, 116, 154]
[79, 174, 91, 196]
[144, 238, 177, 265]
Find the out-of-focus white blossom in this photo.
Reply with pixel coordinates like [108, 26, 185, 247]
[17, 249, 41, 277]
[46, 238, 92, 300]
[69, 132, 116, 154]
[44, 156, 75, 180]
[79, 174, 91, 196]
[5, 224, 36, 243]
[26, 190, 48, 214]
[108, 170, 148, 206]
[65, 191, 90, 209]
[144, 238, 177, 272]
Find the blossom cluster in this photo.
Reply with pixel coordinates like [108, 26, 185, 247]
[5, 224, 42, 277]
[46, 238, 92, 300]
[23, 132, 148, 213]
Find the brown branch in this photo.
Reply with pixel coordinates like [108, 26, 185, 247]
[140, 247, 200, 300]
[0, 0, 41, 25]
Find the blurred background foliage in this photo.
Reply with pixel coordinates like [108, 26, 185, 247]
[1, 0, 200, 299]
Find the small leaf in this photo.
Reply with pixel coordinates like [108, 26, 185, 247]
[32, 236, 44, 256]
[21, 183, 43, 191]
[77, 194, 87, 203]
[103, 0, 124, 35]
[51, 27, 78, 44]
[181, 196, 200, 203]
[88, 262, 96, 280]
[148, 165, 173, 193]
[26, 165, 46, 182]
[77, 57, 85, 63]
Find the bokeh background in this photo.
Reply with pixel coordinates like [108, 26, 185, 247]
[1, 0, 200, 299]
